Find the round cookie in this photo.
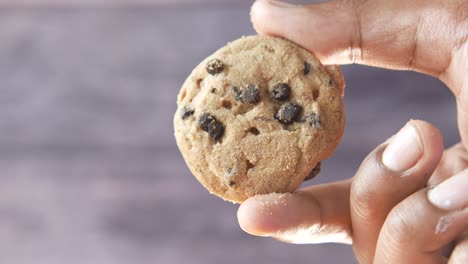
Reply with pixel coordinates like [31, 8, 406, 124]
[174, 35, 345, 203]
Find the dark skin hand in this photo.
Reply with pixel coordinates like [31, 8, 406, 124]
[237, 0, 468, 263]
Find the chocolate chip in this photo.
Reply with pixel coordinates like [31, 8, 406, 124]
[198, 113, 214, 131]
[198, 113, 225, 141]
[228, 180, 236, 187]
[305, 112, 321, 128]
[180, 107, 194, 120]
[275, 103, 302, 124]
[241, 84, 260, 104]
[207, 121, 224, 141]
[231, 86, 242, 101]
[232, 84, 261, 104]
[304, 162, 321, 181]
[211, 88, 217, 93]
[304, 62, 311, 75]
[271, 83, 291, 101]
[328, 78, 334, 86]
[206, 59, 224, 75]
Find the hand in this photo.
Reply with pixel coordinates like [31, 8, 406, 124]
[237, 0, 468, 263]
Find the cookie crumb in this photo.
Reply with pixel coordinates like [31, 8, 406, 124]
[275, 103, 303, 124]
[256, 193, 294, 210]
[271, 83, 291, 101]
[206, 59, 224, 75]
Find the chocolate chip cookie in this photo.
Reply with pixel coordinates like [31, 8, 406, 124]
[174, 35, 345, 203]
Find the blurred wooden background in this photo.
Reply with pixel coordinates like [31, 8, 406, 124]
[0, 0, 246, 7]
[0, 1, 458, 264]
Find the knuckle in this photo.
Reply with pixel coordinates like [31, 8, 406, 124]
[350, 155, 387, 223]
[385, 204, 416, 242]
[446, 1, 468, 54]
[349, 0, 365, 63]
[351, 188, 382, 222]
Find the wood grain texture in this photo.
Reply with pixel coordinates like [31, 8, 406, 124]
[0, 3, 458, 264]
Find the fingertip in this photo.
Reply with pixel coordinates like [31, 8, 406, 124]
[249, 0, 261, 33]
[250, 0, 277, 36]
[382, 123, 423, 172]
[237, 193, 294, 236]
[237, 195, 269, 236]
[249, 0, 357, 65]
[406, 119, 444, 165]
[380, 119, 443, 174]
[250, 0, 302, 35]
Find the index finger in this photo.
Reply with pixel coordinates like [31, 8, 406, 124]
[250, 0, 468, 148]
[237, 179, 352, 244]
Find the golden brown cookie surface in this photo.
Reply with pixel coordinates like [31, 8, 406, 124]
[174, 35, 345, 203]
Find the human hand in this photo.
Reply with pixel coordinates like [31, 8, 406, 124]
[237, 0, 468, 263]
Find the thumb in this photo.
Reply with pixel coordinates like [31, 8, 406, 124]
[250, 0, 465, 77]
[251, 0, 362, 66]
[251, 0, 468, 149]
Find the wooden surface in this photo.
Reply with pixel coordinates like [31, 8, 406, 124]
[0, 2, 458, 264]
